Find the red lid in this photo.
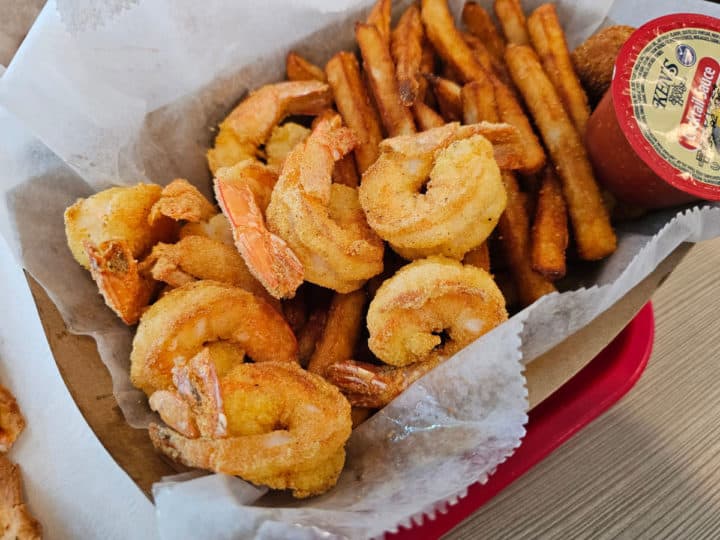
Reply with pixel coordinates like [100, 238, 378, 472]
[612, 13, 720, 201]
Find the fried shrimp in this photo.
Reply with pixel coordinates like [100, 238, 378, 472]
[148, 353, 351, 498]
[207, 80, 332, 174]
[130, 280, 297, 396]
[325, 357, 440, 408]
[149, 178, 216, 224]
[141, 235, 276, 307]
[266, 116, 384, 293]
[359, 123, 507, 260]
[179, 213, 234, 245]
[86, 240, 156, 324]
[64, 183, 178, 323]
[64, 183, 176, 270]
[366, 257, 507, 367]
[214, 160, 304, 300]
[265, 122, 311, 173]
[0, 385, 25, 453]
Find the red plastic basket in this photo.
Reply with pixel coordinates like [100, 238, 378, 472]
[388, 302, 655, 539]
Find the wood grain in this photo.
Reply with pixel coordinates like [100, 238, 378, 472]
[445, 236, 720, 539]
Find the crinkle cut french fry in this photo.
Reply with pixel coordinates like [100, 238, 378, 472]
[356, 23, 416, 137]
[531, 166, 568, 280]
[494, 0, 530, 45]
[391, 4, 424, 106]
[462, 2, 506, 61]
[463, 241, 491, 272]
[505, 44, 616, 260]
[325, 51, 384, 173]
[367, 0, 392, 45]
[528, 4, 590, 134]
[286, 51, 326, 82]
[421, 0, 487, 83]
[412, 100, 446, 131]
[308, 290, 367, 377]
[427, 75, 462, 122]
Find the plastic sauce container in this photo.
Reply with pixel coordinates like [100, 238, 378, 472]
[586, 13, 720, 209]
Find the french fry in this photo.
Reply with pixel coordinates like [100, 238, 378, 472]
[297, 305, 328, 366]
[460, 31, 496, 74]
[461, 70, 545, 173]
[462, 31, 514, 88]
[366, 0, 392, 45]
[500, 171, 557, 306]
[462, 2, 506, 61]
[356, 23, 416, 137]
[465, 74, 555, 305]
[492, 74, 545, 173]
[461, 79, 496, 125]
[527, 4, 590, 134]
[531, 166, 568, 280]
[412, 100, 446, 130]
[286, 51, 326, 82]
[505, 44, 616, 260]
[463, 241, 491, 272]
[494, 0, 530, 45]
[427, 74, 462, 122]
[421, 0, 487, 82]
[391, 4, 424, 106]
[308, 290, 367, 376]
[325, 51, 384, 173]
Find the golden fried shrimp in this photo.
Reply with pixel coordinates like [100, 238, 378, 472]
[0, 456, 42, 539]
[149, 353, 351, 498]
[265, 122, 311, 174]
[179, 213, 234, 246]
[266, 116, 384, 293]
[207, 81, 332, 174]
[149, 179, 216, 224]
[214, 160, 304, 300]
[366, 257, 507, 367]
[0, 385, 25, 453]
[325, 357, 440, 408]
[359, 122, 507, 260]
[85, 240, 156, 324]
[64, 183, 176, 270]
[140, 235, 277, 307]
[130, 280, 297, 396]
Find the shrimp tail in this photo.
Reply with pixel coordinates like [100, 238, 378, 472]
[324, 358, 439, 408]
[84, 240, 155, 325]
[215, 178, 304, 300]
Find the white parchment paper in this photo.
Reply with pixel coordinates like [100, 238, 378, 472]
[0, 0, 719, 538]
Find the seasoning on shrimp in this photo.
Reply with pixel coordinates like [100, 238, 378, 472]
[359, 123, 507, 260]
[130, 280, 297, 396]
[365, 256, 507, 367]
[207, 80, 332, 174]
[266, 115, 384, 293]
[149, 352, 351, 498]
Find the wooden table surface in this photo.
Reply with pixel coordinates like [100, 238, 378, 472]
[446, 237, 720, 539]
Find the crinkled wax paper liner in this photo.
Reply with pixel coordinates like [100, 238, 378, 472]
[1, 0, 719, 538]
